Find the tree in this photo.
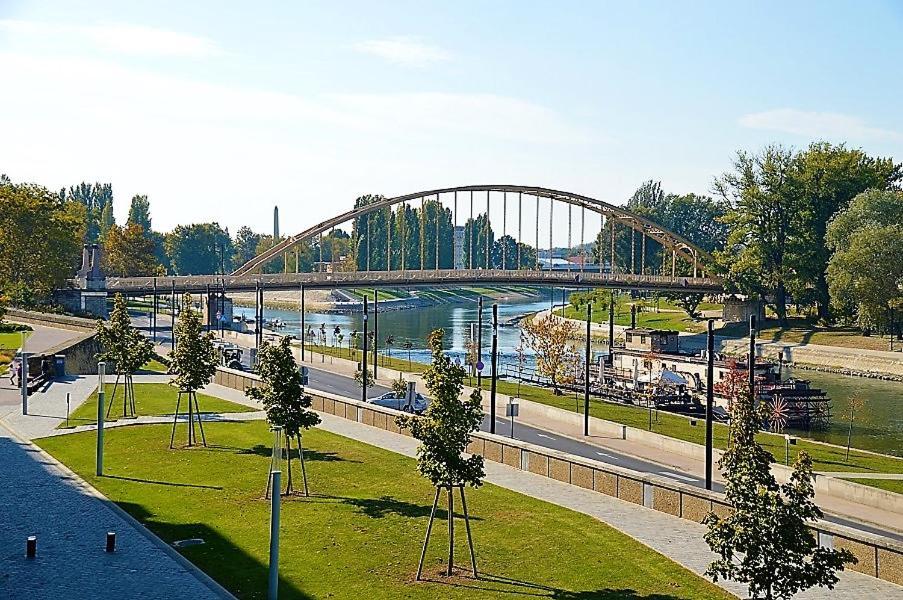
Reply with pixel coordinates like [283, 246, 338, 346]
[126, 195, 152, 232]
[168, 294, 217, 447]
[247, 336, 320, 497]
[0, 181, 82, 306]
[462, 213, 494, 269]
[522, 313, 579, 393]
[104, 223, 159, 277]
[354, 362, 375, 391]
[164, 223, 232, 275]
[704, 369, 854, 598]
[826, 189, 903, 332]
[96, 293, 155, 417]
[714, 146, 799, 325]
[790, 143, 901, 321]
[397, 329, 484, 579]
[64, 182, 113, 243]
[233, 226, 262, 267]
[666, 292, 704, 320]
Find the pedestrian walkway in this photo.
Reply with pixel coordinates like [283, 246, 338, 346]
[0, 422, 232, 600]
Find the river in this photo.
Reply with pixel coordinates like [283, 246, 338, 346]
[236, 293, 903, 457]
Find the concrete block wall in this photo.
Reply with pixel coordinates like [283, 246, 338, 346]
[215, 365, 903, 587]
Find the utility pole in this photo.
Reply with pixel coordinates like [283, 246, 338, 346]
[255, 281, 261, 350]
[607, 297, 615, 361]
[705, 319, 714, 490]
[490, 304, 498, 434]
[748, 314, 757, 405]
[373, 290, 378, 378]
[170, 280, 176, 352]
[477, 296, 483, 389]
[584, 301, 591, 436]
[362, 296, 369, 405]
[300, 285, 305, 362]
[152, 277, 157, 343]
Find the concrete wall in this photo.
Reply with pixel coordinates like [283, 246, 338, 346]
[6, 308, 97, 333]
[721, 338, 903, 378]
[5, 309, 101, 375]
[215, 365, 903, 587]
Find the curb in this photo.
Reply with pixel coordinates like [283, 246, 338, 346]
[0, 419, 238, 600]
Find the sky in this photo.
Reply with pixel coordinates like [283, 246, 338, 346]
[1, 0, 901, 238]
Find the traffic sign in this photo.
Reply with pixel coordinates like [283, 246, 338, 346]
[476, 360, 484, 372]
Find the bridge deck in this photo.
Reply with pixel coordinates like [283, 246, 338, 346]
[101, 269, 723, 294]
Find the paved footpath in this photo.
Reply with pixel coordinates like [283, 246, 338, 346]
[0, 422, 232, 600]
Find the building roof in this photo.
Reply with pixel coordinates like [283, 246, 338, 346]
[625, 327, 679, 336]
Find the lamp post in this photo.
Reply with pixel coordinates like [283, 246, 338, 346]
[748, 314, 757, 404]
[20, 351, 31, 415]
[584, 301, 591, 436]
[476, 296, 483, 389]
[362, 296, 369, 405]
[705, 319, 714, 491]
[489, 304, 498, 435]
[268, 427, 282, 600]
[96, 362, 106, 476]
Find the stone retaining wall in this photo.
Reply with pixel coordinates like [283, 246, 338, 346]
[5, 308, 97, 332]
[214, 365, 903, 587]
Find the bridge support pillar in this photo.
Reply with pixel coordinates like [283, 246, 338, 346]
[203, 291, 234, 330]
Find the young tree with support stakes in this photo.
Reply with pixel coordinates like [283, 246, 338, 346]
[247, 336, 321, 497]
[397, 329, 484, 580]
[96, 293, 154, 418]
[704, 372, 855, 599]
[168, 293, 217, 448]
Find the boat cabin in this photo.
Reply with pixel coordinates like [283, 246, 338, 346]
[624, 328, 679, 353]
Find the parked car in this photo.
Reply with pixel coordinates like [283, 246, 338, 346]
[369, 392, 428, 414]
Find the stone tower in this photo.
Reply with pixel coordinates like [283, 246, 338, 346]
[273, 206, 280, 241]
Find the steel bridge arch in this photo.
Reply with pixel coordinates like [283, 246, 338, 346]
[232, 184, 715, 276]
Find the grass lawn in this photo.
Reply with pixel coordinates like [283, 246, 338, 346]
[37, 422, 732, 600]
[140, 358, 170, 373]
[718, 318, 897, 351]
[847, 479, 903, 495]
[486, 378, 903, 482]
[306, 343, 428, 374]
[556, 305, 707, 333]
[62, 383, 255, 428]
[0, 330, 30, 349]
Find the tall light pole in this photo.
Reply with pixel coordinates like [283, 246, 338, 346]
[372, 290, 379, 378]
[476, 296, 483, 389]
[748, 314, 757, 404]
[584, 301, 591, 436]
[490, 303, 498, 434]
[362, 296, 369, 405]
[705, 319, 714, 490]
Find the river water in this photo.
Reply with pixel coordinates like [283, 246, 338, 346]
[237, 294, 903, 457]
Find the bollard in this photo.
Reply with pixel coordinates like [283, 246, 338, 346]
[26, 536, 36, 558]
[268, 470, 282, 600]
[106, 531, 116, 553]
[66, 392, 71, 428]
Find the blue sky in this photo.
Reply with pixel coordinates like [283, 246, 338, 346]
[1, 1, 901, 237]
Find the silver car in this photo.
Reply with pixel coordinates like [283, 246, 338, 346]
[370, 392, 428, 414]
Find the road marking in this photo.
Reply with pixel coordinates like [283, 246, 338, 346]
[536, 433, 555, 440]
[658, 471, 696, 483]
[595, 451, 614, 458]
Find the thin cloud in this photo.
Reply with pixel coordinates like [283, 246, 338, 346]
[0, 19, 221, 58]
[739, 108, 900, 141]
[353, 36, 450, 66]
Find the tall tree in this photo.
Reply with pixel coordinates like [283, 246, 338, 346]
[353, 194, 391, 271]
[247, 336, 321, 497]
[126, 195, 152, 232]
[65, 182, 114, 243]
[397, 329, 484, 579]
[826, 189, 903, 332]
[164, 223, 232, 275]
[0, 181, 82, 306]
[104, 223, 159, 277]
[392, 204, 421, 270]
[462, 213, 494, 269]
[791, 142, 901, 320]
[704, 364, 854, 598]
[714, 146, 799, 325]
[233, 226, 262, 266]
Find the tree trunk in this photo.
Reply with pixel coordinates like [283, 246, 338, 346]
[775, 282, 788, 327]
[447, 486, 455, 576]
[816, 271, 831, 323]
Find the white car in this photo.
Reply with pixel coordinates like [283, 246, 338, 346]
[370, 392, 428, 414]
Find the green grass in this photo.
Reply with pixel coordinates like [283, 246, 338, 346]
[306, 343, 428, 373]
[718, 317, 896, 351]
[847, 479, 903, 495]
[37, 422, 731, 600]
[140, 358, 170, 373]
[0, 330, 29, 349]
[556, 305, 706, 333]
[61, 383, 255, 428]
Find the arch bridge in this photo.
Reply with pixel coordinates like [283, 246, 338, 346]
[106, 184, 723, 294]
